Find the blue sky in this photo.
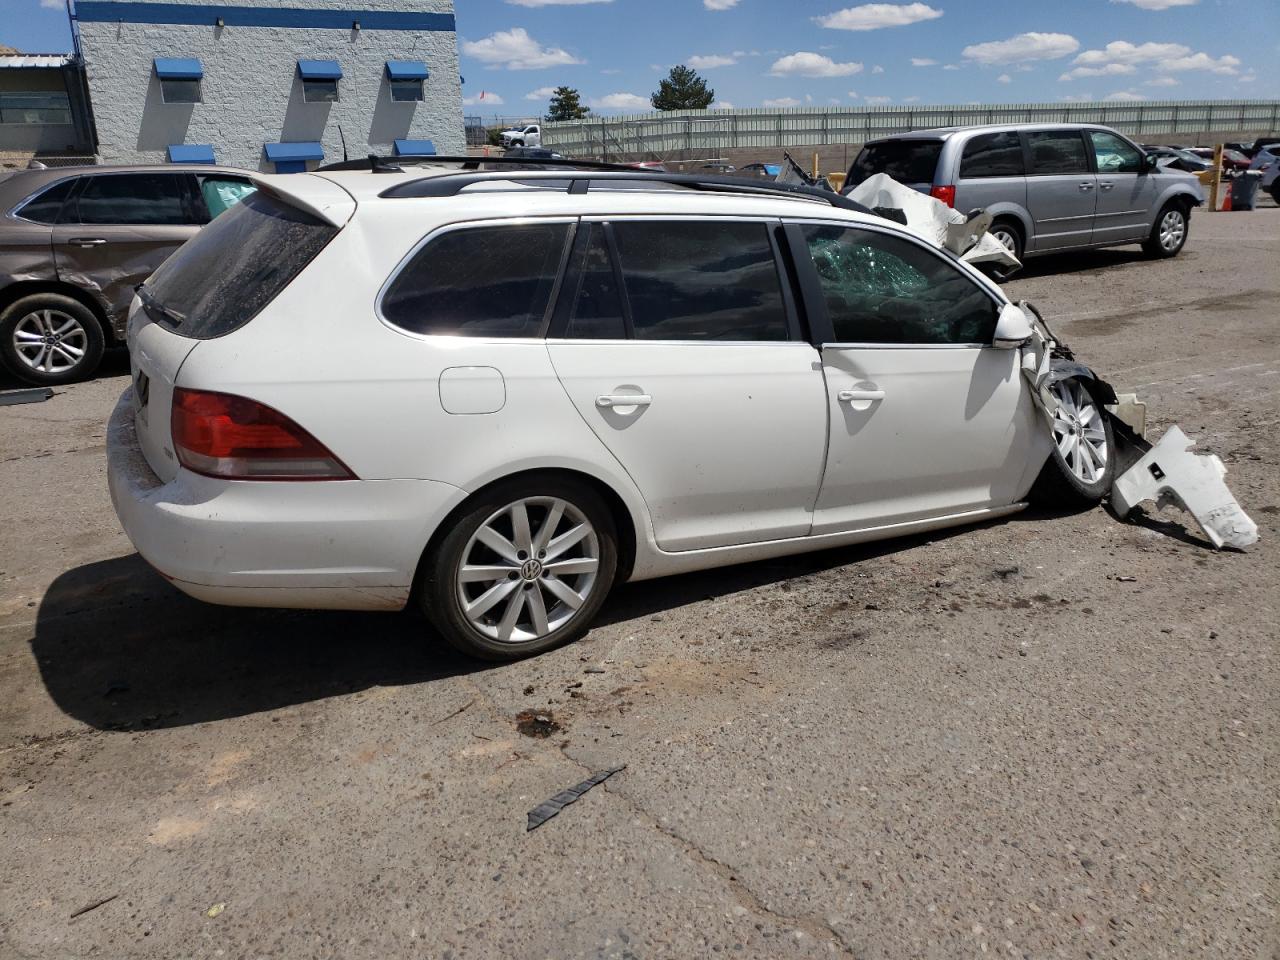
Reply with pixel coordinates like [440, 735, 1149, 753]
[3, 0, 1273, 115]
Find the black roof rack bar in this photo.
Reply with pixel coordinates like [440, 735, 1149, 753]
[373, 167, 874, 215]
[318, 154, 644, 173]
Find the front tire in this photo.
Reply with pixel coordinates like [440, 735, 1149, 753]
[0, 293, 105, 386]
[984, 219, 1024, 281]
[1030, 377, 1116, 506]
[1143, 201, 1188, 259]
[421, 476, 619, 661]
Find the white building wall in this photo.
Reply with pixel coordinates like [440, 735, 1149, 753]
[77, 0, 464, 170]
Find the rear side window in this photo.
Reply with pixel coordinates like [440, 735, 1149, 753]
[15, 177, 76, 224]
[1025, 131, 1089, 175]
[1089, 131, 1143, 174]
[141, 190, 337, 339]
[382, 222, 571, 337]
[847, 139, 944, 186]
[72, 173, 190, 225]
[799, 224, 998, 345]
[609, 220, 787, 341]
[959, 132, 1025, 178]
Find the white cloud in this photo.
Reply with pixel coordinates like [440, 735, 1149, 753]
[523, 86, 557, 100]
[829, 97, 842, 104]
[592, 92, 649, 110]
[39, 0, 63, 8]
[1105, 90, 1147, 101]
[902, 95, 919, 101]
[910, 57, 937, 66]
[732, 50, 746, 57]
[1061, 94, 1094, 102]
[997, 73, 1011, 83]
[769, 52, 863, 77]
[871, 64, 885, 74]
[461, 28, 583, 70]
[599, 68, 621, 74]
[1143, 75, 1179, 86]
[814, 3, 943, 31]
[1059, 63, 1137, 81]
[1157, 52, 1240, 74]
[846, 89, 858, 98]
[507, 0, 610, 6]
[762, 97, 802, 107]
[703, 0, 740, 9]
[864, 95, 892, 104]
[462, 92, 506, 105]
[687, 54, 737, 69]
[711, 100, 735, 109]
[942, 63, 960, 70]
[1239, 72, 1256, 84]
[962, 32, 1079, 65]
[1073, 41, 1189, 66]
[1111, 0, 1197, 8]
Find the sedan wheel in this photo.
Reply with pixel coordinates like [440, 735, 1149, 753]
[1050, 379, 1108, 485]
[13, 309, 89, 377]
[0, 293, 105, 386]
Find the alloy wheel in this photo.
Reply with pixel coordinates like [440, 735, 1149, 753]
[13, 309, 88, 375]
[992, 227, 1018, 255]
[456, 496, 600, 644]
[1158, 209, 1185, 252]
[1050, 379, 1108, 485]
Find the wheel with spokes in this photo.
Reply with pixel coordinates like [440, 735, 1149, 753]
[1030, 377, 1116, 506]
[422, 476, 618, 660]
[1143, 201, 1188, 259]
[0, 293, 104, 385]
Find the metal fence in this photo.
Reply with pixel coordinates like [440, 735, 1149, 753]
[0, 153, 97, 170]
[542, 100, 1280, 159]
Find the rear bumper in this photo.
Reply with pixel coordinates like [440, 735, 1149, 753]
[106, 390, 464, 611]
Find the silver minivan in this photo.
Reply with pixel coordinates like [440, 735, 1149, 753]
[844, 123, 1205, 268]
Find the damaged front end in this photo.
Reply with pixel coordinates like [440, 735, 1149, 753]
[1016, 302, 1258, 550]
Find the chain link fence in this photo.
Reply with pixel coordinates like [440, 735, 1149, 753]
[1, 153, 97, 171]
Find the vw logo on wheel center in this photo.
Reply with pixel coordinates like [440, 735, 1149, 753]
[520, 558, 543, 581]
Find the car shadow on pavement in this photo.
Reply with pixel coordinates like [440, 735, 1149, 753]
[1009, 247, 1152, 280]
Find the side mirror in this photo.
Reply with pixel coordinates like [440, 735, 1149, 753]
[992, 302, 1033, 349]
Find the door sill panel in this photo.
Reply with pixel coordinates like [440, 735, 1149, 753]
[628, 502, 1027, 582]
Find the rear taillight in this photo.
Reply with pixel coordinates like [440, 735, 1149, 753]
[930, 184, 956, 208]
[171, 388, 355, 481]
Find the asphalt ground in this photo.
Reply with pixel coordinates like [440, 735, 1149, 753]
[2, 203, 1277, 959]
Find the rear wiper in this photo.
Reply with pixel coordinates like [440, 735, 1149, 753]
[136, 285, 187, 328]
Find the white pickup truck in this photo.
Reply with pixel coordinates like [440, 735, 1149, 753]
[500, 123, 541, 148]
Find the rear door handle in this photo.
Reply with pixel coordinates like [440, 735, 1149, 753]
[838, 388, 885, 402]
[70, 237, 107, 246]
[1099, 181, 1114, 190]
[596, 394, 652, 408]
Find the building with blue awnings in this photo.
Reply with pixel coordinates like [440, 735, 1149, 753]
[69, 0, 464, 170]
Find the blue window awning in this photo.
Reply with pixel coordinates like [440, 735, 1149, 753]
[297, 59, 342, 80]
[264, 141, 324, 162]
[386, 60, 429, 80]
[394, 139, 436, 156]
[168, 143, 215, 164]
[154, 57, 203, 80]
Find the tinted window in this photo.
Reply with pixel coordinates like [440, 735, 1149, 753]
[610, 220, 787, 341]
[389, 78, 423, 102]
[160, 78, 202, 103]
[848, 139, 944, 186]
[960, 131, 1025, 178]
[141, 190, 337, 339]
[1025, 131, 1089, 175]
[302, 79, 339, 103]
[72, 174, 189, 225]
[382, 223, 570, 337]
[1090, 131, 1142, 174]
[565, 224, 626, 339]
[800, 224, 998, 345]
[16, 178, 75, 224]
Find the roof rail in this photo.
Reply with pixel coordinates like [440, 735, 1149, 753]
[364, 165, 874, 215]
[317, 154, 633, 173]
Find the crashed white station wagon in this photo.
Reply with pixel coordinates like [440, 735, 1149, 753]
[107, 159, 1129, 661]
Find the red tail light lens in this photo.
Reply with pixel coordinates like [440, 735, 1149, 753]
[171, 388, 355, 480]
[930, 184, 956, 208]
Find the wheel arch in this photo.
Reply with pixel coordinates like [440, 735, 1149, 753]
[0, 280, 115, 342]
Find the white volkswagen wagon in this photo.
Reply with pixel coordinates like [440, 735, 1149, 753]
[107, 160, 1116, 660]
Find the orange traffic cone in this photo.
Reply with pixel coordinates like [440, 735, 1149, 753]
[1221, 182, 1232, 211]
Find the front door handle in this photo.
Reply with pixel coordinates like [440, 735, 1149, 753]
[69, 237, 107, 246]
[1078, 182, 1094, 191]
[1099, 181, 1114, 191]
[838, 388, 885, 402]
[596, 394, 652, 408]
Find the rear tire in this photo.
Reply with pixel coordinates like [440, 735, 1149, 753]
[421, 476, 619, 661]
[1029, 377, 1116, 507]
[1143, 201, 1188, 258]
[0, 293, 105, 386]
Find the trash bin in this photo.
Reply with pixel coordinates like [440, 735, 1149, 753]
[1230, 170, 1263, 210]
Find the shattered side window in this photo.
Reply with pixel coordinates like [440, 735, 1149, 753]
[800, 225, 999, 345]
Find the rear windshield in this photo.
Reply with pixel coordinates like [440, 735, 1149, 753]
[847, 139, 944, 187]
[141, 189, 337, 339]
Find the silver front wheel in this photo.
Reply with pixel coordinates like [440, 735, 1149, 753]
[1158, 209, 1186, 253]
[13, 308, 88, 376]
[1050, 379, 1108, 485]
[456, 496, 601, 645]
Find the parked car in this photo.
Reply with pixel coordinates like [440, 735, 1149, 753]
[699, 162, 736, 174]
[0, 165, 256, 385]
[1142, 146, 1212, 174]
[1248, 143, 1280, 203]
[109, 163, 1118, 661]
[502, 146, 566, 165]
[500, 123, 541, 148]
[739, 162, 783, 179]
[844, 124, 1204, 267]
[1185, 147, 1251, 177]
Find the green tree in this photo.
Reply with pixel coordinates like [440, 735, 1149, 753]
[650, 65, 714, 111]
[546, 86, 590, 122]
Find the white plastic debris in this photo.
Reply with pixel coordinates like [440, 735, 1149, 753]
[846, 173, 1021, 271]
[1112, 425, 1259, 550]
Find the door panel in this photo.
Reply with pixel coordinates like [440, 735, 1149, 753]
[1023, 130, 1096, 251]
[1089, 130, 1159, 244]
[549, 342, 827, 551]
